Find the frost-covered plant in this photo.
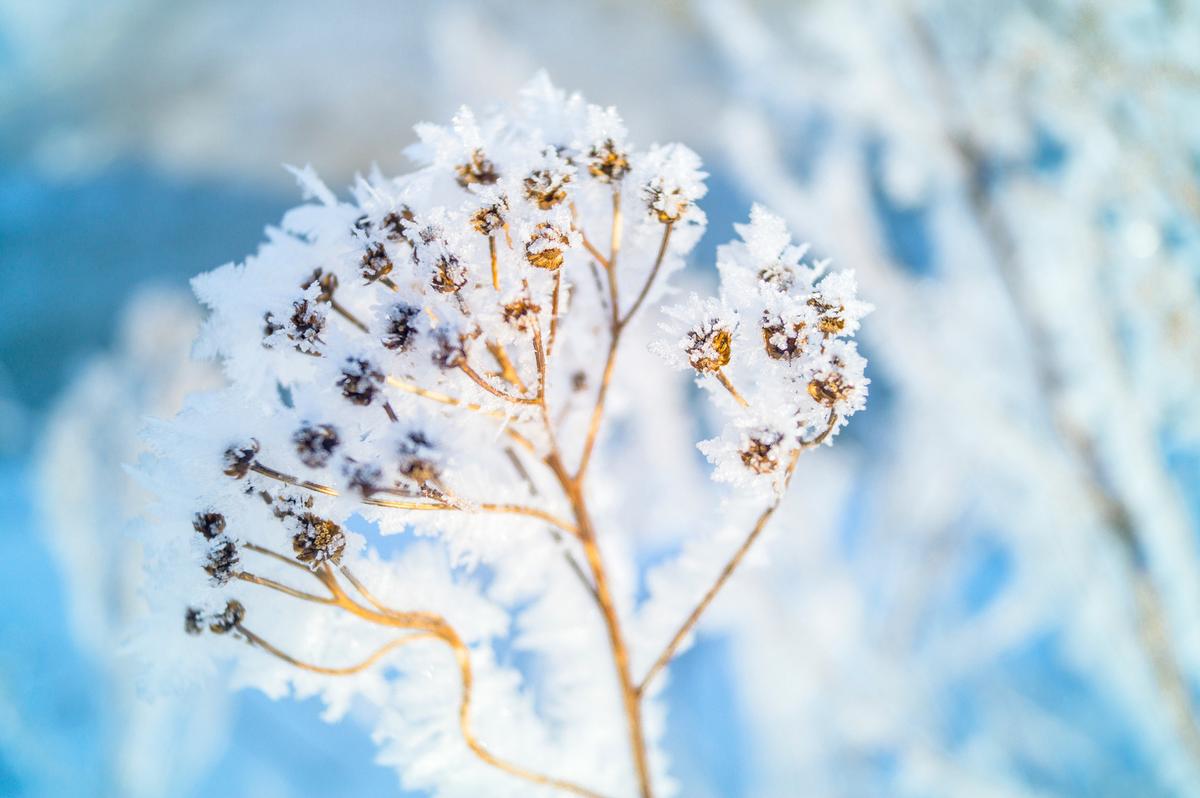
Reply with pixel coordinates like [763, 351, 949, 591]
[136, 76, 868, 797]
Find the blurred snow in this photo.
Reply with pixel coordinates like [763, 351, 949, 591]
[0, 0, 1197, 796]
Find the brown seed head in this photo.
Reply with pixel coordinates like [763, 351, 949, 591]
[292, 513, 346, 567]
[687, 326, 733, 372]
[456, 149, 500, 188]
[587, 139, 630, 183]
[526, 223, 569, 271]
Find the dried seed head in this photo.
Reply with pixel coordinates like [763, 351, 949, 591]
[587, 139, 630, 183]
[808, 296, 846, 335]
[430, 254, 468, 294]
[361, 242, 394, 283]
[524, 168, 570, 209]
[204, 538, 240, 585]
[398, 431, 439, 486]
[342, 458, 383, 498]
[382, 304, 420, 351]
[758, 262, 796, 292]
[644, 185, 689, 224]
[192, 511, 227, 540]
[503, 298, 540, 330]
[286, 299, 326, 349]
[271, 491, 314, 519]
[184, 606, 205, 635]
[338, 357, 384, 406]
[456, 149, 500, 188]
[431, 329, 465, 370]
[223, 439, 260, 479]
[471, 200, 508, 236]
[526, 223, 569, 271]
[739, 429, 785, 474]
[686, 324, 733, 372]
[382, 207, 415, 242]
[808, 373, 852, 407]
[293, 422, 340, 468]
[292, 513, 346, 567]
[209, 600, 245, 634]
[571, 370, 588, 392]
[761, 317, 806, 361]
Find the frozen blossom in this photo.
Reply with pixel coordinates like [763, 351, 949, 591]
[655, 204, 871, 491]
[133, 76, 867, 797]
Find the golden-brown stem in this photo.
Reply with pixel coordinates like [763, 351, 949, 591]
[237, 571, 334, 605]
[621, 222, 672, 327]
[243, 542, 319, 574]
[250, 463, 339, 496]
[330, 298, 370, 333]
[548, 269, 562, 358]
[249, 460, 577, 537]
[489, 235, 499, 290]
[458, 361, 540, 405]
[712, 369, 749, 407]
[637, 415, 838, 694]
[577, 230, 610, 269]
[239, 624, 434, 675]
[237, 566, 606, 798]
[575, 222, 673, 482]
[487, 341, 529, 394]
[605, 192, 623, 330]
[383, 375, 538, 455]
[544, 453, 654, 798]
[609, 190, 623, 270]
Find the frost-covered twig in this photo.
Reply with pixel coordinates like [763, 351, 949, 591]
[136, 76, 869, 797]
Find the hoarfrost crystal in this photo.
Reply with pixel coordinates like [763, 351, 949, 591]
[136, 75, 868, 797]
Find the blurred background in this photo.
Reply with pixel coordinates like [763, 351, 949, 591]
[2, 1, 1199, 796]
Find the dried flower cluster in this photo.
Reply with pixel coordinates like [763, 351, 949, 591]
[138, 76, 868, 797]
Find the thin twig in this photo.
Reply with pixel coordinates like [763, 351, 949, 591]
[250, 460, 578, 537]
[712, 369, 749, 407]
[636, 414, 838, 695]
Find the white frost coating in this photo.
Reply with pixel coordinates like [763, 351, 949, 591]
[131, 76, 867, 796]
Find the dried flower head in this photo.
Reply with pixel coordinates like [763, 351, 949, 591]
[524, 162, 572, 209]
[342, 458, 383, 498]
[291, 513, 347, 567]
[184, 606, 205, 636]
[293, 422, 340, 468]
[640, 144, 706, 224]
[361, 242, 395, 284]
[587, 138, 630, 184]
[263, 292, 328, 355]
[471, 199, 508, 236]
[192, 511, 227, 540]
[381, 207, 415, 242]
[381, 303, 421, 351]
[223, 439, 259, 479]
[338, 357, 384, 406]
[761, 314, 807, 362]
[525, 222, 570, 271]
[209, 600, 245, 635]
[739, 428, 785, 474]
[503, 298, 540, 330]
[455, 149, 499, 188]
[270, 491, 314, 519]
[204, 538, 240, 585]
[397, 430, 440, 487]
